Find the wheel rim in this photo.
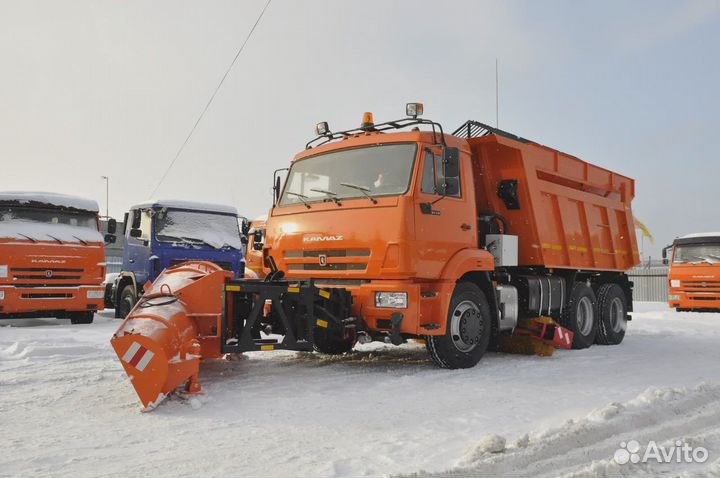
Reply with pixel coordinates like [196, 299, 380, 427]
[450, 300, 482, 352]
[577, 296, 594, 336]
[609, 297, 626, 333]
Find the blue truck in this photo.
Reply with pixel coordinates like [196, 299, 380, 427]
[111, 200, 247, 318]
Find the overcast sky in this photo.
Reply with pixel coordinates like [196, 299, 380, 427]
[1, 0, 719, 258]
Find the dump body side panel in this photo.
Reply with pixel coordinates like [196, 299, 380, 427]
[469, 135, 639, 271]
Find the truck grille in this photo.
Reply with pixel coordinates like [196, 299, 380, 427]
[11, 267, 84, 282]
[21, 292, 74, 299]
[284, 249, 370, 273]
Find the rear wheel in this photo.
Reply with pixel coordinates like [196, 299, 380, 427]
[426, 282, 491, 369]
[117, 284, 137, 319]
[69, 312, 94, 324]
[559, 282, 597, 349]
[594, 283, 627, 345]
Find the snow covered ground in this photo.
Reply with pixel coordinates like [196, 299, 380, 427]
[2, 303, 720, 478]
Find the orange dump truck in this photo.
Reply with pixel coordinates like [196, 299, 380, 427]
[0, 192, 116, 323]
[111, 105, 640, 409]
[664, 233, 720, 312]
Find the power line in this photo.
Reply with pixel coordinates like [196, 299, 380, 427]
[150, 0, 273, 197]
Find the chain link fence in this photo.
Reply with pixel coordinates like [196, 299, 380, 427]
[628, 264, 669, 302]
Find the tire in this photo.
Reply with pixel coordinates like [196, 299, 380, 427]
[69, 312, 94, 324]
[426, 282, 492, 369]
[117, 284, 137, 319]
[559, 282, 598, 349]
[313, 328, 355, 355]
[594, 283, 627, 345]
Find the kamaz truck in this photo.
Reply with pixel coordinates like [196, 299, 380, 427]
[0, 191, 116, 324]
[111, 200, 245, 318]
[110, 105, 642, 409]
[664, 233, 720, 312]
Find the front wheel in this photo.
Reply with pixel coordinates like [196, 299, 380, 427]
[69, 312, 94, 324]
[117, 284, 137, 319]
[426, 282, 492, 369]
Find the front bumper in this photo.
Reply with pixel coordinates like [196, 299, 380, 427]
[328, 279, 455, 336]
[0, 285, 105, 316]
[668, 290, 720, 311]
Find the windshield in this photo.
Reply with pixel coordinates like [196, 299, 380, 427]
[0, 205, 101, 244]
[155, 209, 242, 250]
[673, 244, 720, 264]
[279, 144, 417, 206]
[0, 206, 97, 229]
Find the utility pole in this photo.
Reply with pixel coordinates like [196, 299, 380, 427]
[101, 176, 109, 219]
[495, 58, 499, 128]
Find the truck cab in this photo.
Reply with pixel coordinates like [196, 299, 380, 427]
[244, 216, 267, 279]
[113, 200, 245, 318]
[665, 233, 720, 312]
[0, 191, 116, 324]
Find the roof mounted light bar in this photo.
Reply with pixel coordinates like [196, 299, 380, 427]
[306, 103, 445, 150]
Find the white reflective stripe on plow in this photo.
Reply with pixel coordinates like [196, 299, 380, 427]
[136, 350, 155, 372]
[122, 342, 142, 363]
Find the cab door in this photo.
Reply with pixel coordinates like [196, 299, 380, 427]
[123, 208, 153, 285]
[413, 147, 476, 278]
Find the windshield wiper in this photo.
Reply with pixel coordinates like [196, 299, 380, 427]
[72, 235, 88, 245]
[17, 233, 37, 243]
[310, 188, 342, 206]
[286, 192, 312, 209]
[46, 233, 63, 244]
[340, 183, 378, 204]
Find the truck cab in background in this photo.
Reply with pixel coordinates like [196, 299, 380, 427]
[244, 216, 267, 279]
[112, 200, 246, 318]
[664, 233, 720, 312]
[0, 191, 116, 324]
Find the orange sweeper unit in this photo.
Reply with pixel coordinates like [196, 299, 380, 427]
[112, 105, 639, 409]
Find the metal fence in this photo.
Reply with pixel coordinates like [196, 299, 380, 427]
[627, 265, 669, 302]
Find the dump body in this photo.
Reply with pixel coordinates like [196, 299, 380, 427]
[667, 233, 720, 312]
[0, 192, 107, 320]
[468, 134, 638, 271]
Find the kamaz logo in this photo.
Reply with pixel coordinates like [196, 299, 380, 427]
[31, 259, 66, 264]
[303, 235, 343, 243]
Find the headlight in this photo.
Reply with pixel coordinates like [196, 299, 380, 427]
[86, 290, 104, 299]
[375, 292, 408, 309]
[668, 294, 681, 301]
[0, 265, 7, 278]
[670, 279, 681, 288]
[0, 290, 4, 300]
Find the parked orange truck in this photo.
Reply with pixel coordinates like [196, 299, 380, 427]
[0, 192, 116, 324]
[664, 233, 720, 312]
[244, 216, 267, 279]
[111, 105, 642, 408]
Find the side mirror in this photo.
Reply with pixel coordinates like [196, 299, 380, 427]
[252, 230, 264, 251]
[122, 212, 129, 234]
[129, 228, 142, 238]
[107, 218, 117, 234]
[274, 175, 281, 205]
[662, 245, 672, 265]
[104, 233, 116, 244]
[241, 236, 249, 245]
[131, 210, 141, 229]
[241, 218, 250, 236]
[443, 147, 460, 177]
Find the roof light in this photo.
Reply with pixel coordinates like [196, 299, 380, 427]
[361, 112, 374, 130]
[406, 103, 423, 118]
[315, 121, 330, 136]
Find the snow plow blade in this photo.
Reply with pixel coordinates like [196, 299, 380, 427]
[497, 317, 574, 356]
[110, 261, 231, 409]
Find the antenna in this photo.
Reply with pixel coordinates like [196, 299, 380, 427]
[495, 58, 499, 128]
